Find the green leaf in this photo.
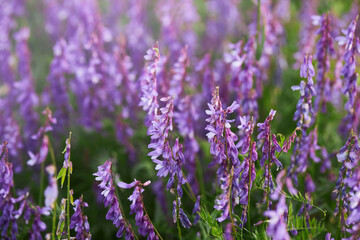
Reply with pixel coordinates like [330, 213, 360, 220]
[57, 167, 67, 188]
[57, 167, 66, 180]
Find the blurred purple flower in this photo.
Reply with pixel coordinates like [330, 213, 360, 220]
[44, 165, 58, 209]
[264, 195, 290, 240]
[140, 43, 160, 128]
[337, 16, 360, 135]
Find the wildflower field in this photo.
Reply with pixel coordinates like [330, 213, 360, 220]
[1, 0, 360, 239]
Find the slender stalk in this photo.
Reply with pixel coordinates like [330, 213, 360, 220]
[228, 167, 237, 236]
[38, 160, 45, 206]
[247, 141, 253, 229]
[176, 177, 182, 240]
[111, 166, 139, 240]
[66, 132, 72, 240]
[142, 200, 164, 240]
[66, 163, 71, 240]
[223, 120, 236, 236]
[196, 157, 206, 195]
[266, 130, 272, 210]
[48, 138, 57, 240]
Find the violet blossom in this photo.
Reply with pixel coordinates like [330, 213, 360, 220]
[344, 167, 360, 239]
[93, 161, 135, 239]
[264, 195, 290, 240]
[336, 16, 360, 135]
[313, 13, 335, 113]
[70, 195, 92, 240]
[205, 87, 240, 222]
[29, 206, 50, 240]
[44, 165, 58, 209]
[334, 132, 360, 228]
[140, 43, 160, 128]
[118, 179, 159, 239]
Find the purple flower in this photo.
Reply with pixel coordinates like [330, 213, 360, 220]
[0, 143, 13, 199]
[172, 198, 192, 229]
[334, 133, 360, 228]
[192, 195, 201, 224]
[27, 135, 49, 166]
[29, 207, 50, 240]
[238, 37, 259, 119]
[31, 108, 57, 140]
[140, 43, 160, 128]
[344, 167, 360, 239]
[93, 161, 135, 239]
[70, 195, 91, 240]
[118, 179, 159, 239]
[205, 87, 241, 222]
[166, 138, 187, 197]
[148, 97, 174, 163]
[292, 54, 316, 129]
[305, 174, 315, 193]
[235, 141, 258, 226]
[257, 109, 279, 167]
[168, 46, 189, 99]
[63, 134, 72, 170]
[13, 27, 39, 140]
[44, 165, 58, 209]
[325, 232, 334, 240]
[264, 195, 290, 240]
[47, 39, 73, 131]
[174, 96, 200, 193]
[313, 13, 335, 113]
[336, 17, 360, 135]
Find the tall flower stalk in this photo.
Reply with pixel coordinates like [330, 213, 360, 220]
[206, 87, 240, 232]
[334, 131, 360, 235]
[336, 16, 360, 135]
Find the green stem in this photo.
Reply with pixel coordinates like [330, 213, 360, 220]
[48, 138, 57, 240]
[66, 164, 71, 240]
[38, 160, 45, 206]
[247, 141, 253, 230]
[196, 157, 206, 196]
[176, 178, 182, 240]
[266, 130, 272, 211]
[228, 167, 237, 236]
[112, 166, 139, 240]
[143, 203, 164, 240]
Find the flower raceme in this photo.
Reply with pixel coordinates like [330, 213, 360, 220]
[118, 179, 159, 239]
[93, 161, 135, 239]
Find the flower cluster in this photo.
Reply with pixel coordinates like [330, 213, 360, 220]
[70, 195, 92, 240]
[118, 179, 159, 239]
[93, 161, 135, 239]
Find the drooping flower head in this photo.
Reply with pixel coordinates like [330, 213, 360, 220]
[118, 179, 159, 239]
[93, 161, 135, 239]
[70, 195, 92, 240]
[29, 207, 51, 240]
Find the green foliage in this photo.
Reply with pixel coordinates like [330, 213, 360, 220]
[198, 206, 224, 240]
[57, 167, 67, 188]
